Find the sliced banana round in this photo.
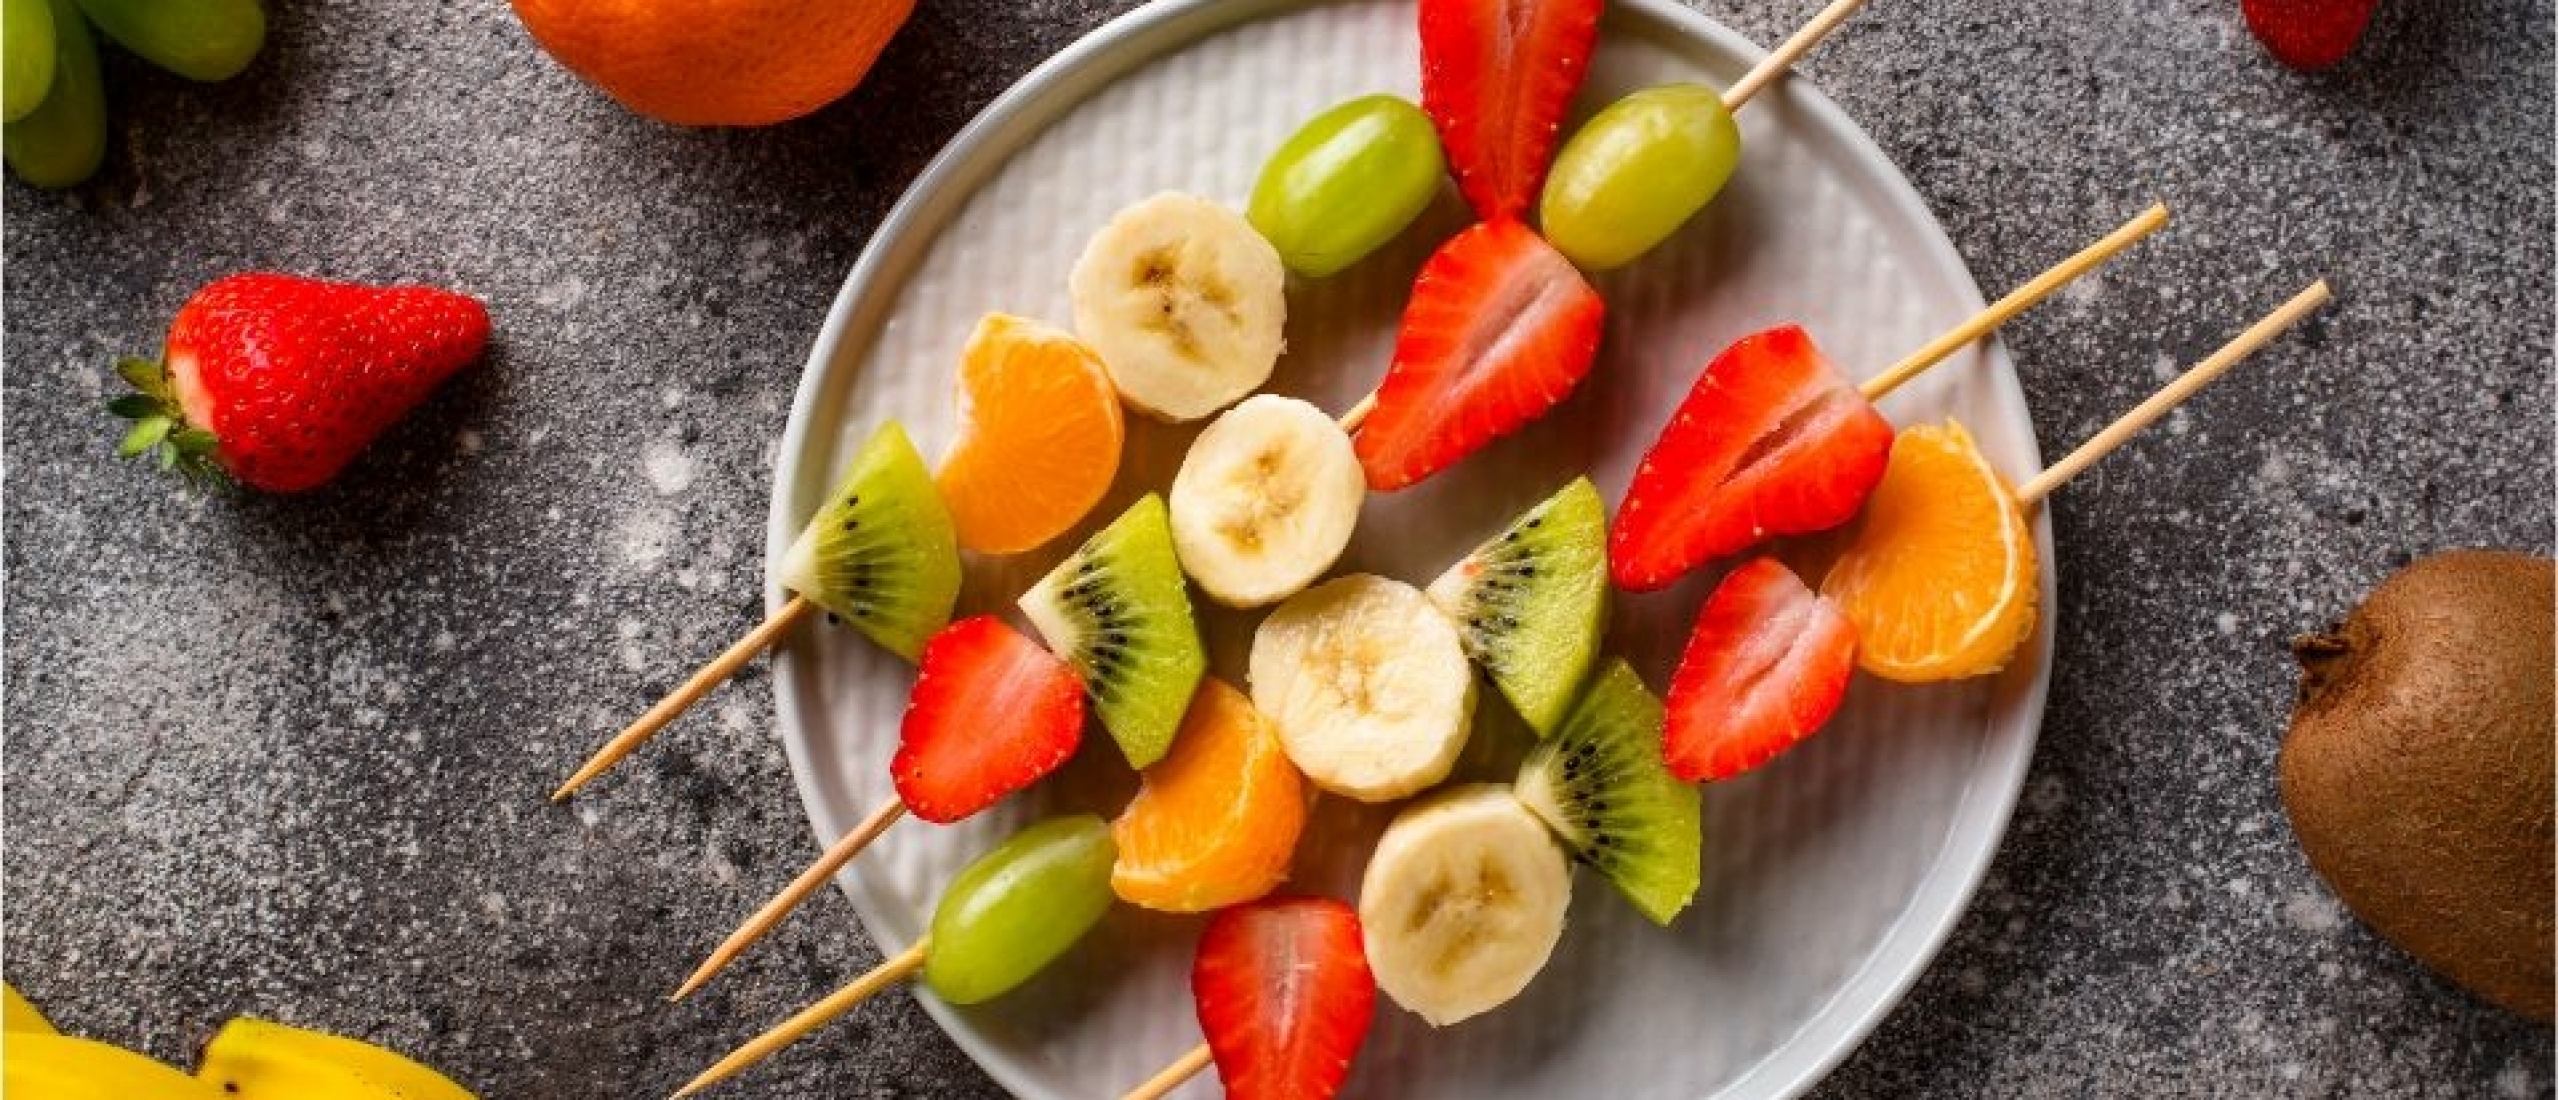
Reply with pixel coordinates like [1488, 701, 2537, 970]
[1069, 191, 1287, 422]
[1249, 573, 1473, 801]
[1169, 394, 1365, 608]
[1360, 784, 1572, 1027]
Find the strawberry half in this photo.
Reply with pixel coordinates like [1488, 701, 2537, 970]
[1608, 324, 1892, 592]
[2242, 0, 2379, 70]
[108, 273, 489, 492]
[1420, 0, 1603, 220]
[891, 616, 1085, 824]
[1354, 219, 1603, 491]
[1664, 557, 1858, 782]
[1194, 896, 1377, 1100]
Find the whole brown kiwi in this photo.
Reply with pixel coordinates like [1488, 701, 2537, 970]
[2280, 549, 2555, 1020]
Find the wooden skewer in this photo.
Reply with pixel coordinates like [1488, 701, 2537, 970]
[554, 595, 818, 801]
[1104, 284, 2321, 1100]
[1723, 0, 1869, 112]
[1123, 1042, 1214, 1100]
[1860, 203, 2171, 401]
[672, 798, 912, 1000]
[1330, 0, 1870, 437]
[2015, 279, 2330, 505]
[672, 936, 932, 1099]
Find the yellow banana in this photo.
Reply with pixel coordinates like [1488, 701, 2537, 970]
[197, 1016, 476, 1100]
[4, 1032, 227, 1099]
[3, 981, 57, 1034]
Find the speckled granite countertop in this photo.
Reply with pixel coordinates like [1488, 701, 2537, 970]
[5, 0, 2551, 1096]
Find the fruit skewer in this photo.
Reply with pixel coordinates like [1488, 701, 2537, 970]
[1674, 280, 2335, 778]
[1609, 203, 2173, 593]
[1215, 282, 2330, 1040]
[672, 496, 1206, 999]
[675, 816, 1120, 1098]
[1349, 0, 1871, 489]
[1171, 201, 2166, 626]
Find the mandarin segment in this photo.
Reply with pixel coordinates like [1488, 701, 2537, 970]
[934, 313, 1125, 555]
[1820, 420, 2038, 682]
[1111, 678, 1308, 913]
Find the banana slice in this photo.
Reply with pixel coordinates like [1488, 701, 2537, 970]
[1360, 784, 1573, 1027]
[1249, 573, 1473, 800]
[1170, 394, 1365, 608]
[1069, 191, 1287, 422]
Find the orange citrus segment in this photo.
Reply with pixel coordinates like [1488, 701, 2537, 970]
[1820, 420, 2039, 682]
[935, 313, 1124, 555]
[1111, 678, 1307, 913]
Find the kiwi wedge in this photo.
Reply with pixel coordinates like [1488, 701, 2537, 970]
[1514, 658, 1701, 925]
[1426, 477, 1609, 736]
[1019, 493, 1207, 769]
[776, 420, 961, 662]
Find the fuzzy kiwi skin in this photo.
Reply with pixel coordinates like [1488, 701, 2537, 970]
[2280, 549, 2554, 1021]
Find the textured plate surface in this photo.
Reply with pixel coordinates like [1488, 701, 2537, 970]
[768, 1, 2056, 1096]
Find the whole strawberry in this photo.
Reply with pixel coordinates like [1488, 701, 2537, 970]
[2243, 0, 2380, 70]
[109, 273, 489, 491]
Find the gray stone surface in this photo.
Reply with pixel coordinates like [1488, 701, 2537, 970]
[3, 0, 2549, 1096]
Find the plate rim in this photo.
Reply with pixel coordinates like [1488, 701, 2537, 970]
[765, 1, 2056, 1095]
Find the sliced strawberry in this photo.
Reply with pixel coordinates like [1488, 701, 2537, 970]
[1354, 219, 1604, 491]
[1665, 557, 1858, 782]
[1194, 896, 1377, 1100]
[891, 616, 1084, 824]
[1609, 324, 1892, 591]
[2241, 0, 2378, 70]
[1420, 0, 1603, 220]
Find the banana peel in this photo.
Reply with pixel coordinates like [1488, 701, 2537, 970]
[4, 981, 58, 1034]
[197, 1016, 475, 1100]
[4, 1032, 228, 1100]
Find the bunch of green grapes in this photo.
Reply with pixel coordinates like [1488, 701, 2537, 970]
[4, 0, 263, 188]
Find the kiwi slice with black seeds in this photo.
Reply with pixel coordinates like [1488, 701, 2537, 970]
[1426, 477, 1608, 736]
[1019, 493, 1207, 769]
[777, 420, 961, 662]
[1514, 658, 1702, 925]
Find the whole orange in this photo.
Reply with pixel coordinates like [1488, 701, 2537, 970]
[510, 0, 915, 127]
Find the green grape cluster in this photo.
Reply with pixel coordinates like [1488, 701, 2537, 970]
[3, 0, 264, 188]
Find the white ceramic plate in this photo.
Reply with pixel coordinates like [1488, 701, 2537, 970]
[768, 1, 2055, 1096]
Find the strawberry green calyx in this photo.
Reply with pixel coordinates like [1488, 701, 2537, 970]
[107, 356, 224, 484]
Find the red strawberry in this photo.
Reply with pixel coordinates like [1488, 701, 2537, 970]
[1664, 557, 1857, 782]
[892, 616, 1085, 824]
[1608, 324, 1892, 591]
[108, 273, 489, 492]
[2242, 0, 2379, 70]
[1193, 896, 1377, 1100]
[1420, 0, 1603, 220]
[1354, 219, 1603, 491]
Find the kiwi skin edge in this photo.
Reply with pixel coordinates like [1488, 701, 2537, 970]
[2277, 549, 2554, 1022]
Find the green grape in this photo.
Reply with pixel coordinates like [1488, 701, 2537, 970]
[923, 815, 1116, 1005]
[71, 0, 261, 82]
[1539, 84, 1742, 272]
[2, 0, 55, 123]
[3, 0, 102, 189]
[1248, 94, 1444, 278]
